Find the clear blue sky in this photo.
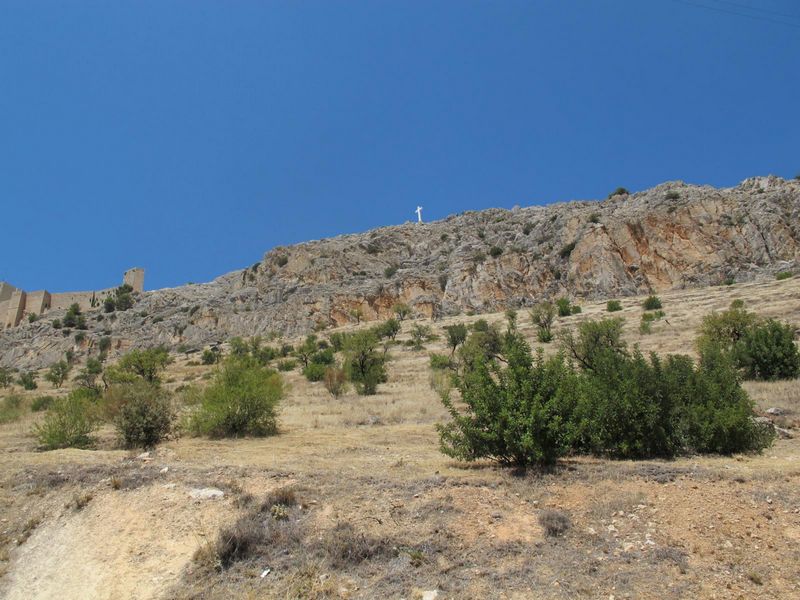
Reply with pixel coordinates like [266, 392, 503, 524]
[2, 1, 798, 292]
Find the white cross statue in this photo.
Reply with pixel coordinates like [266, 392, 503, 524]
[415, 206, 423, 223]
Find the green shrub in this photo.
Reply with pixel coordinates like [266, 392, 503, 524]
[384, 265, 398, 278]
[559, 317, 627, 371]
[410, 323, 433, 351]
[429, 353, 454, 370]
[436, 325, 579, 466]
[202, 347, 221, 365]
[0, 395, 24, 424]
[302, 363, 327, 382]
[276, 359, 297, 372]
[276, 255, 288, 267]
[643, 295, 662, 310]
[0, 368, 13, 389]
[373, 319, 400, 341]
[559, 242, 576, 259]
[489, 246, 503, 258]
[18, 371, 37, 391]
[739, 319, 800, 381]
[588, 213, 600, 224]
[608, 187, 629, 198]
[776, 271, 793, 281]
[28, 313, 38, 323]
[344, 331, 387, 395]
[34, 389, 99, 450]
[323, 366, 348, 398]
[44, 361, 71, 388]
[52, 319, 61, 329]
[436, 318, 772, 466]
[530, 302, 556, 343]
[31, 395, 55, 412]
[116, 347, 172, 383]
[556, 297, 572, 317]
[188, 357, 283, 438]
[697, 307, 799, 381]
[444, 324, 468, 355]
[606, 300, 623, 312]
[112, 382, 173, 449]
[665, 190, 680, 200]
[571, 305, 582, 315]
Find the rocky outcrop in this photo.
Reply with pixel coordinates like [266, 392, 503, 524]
[2, 175, 799, 370]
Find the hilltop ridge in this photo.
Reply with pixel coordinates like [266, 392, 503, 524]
[1, 174, 799, 369]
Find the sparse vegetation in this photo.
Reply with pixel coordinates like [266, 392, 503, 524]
[539, 510, 571, 537]
[323, 366, 347, 398]
[0, 395, 24, 424]
[776, 271, 793, 280]
[489, 245, 503, 258]
[18, 371, 37, 390]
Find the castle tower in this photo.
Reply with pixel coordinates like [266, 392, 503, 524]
[123, 268, 145, 293]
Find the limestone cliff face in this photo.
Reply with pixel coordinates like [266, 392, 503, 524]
[2, 175, 799, 369]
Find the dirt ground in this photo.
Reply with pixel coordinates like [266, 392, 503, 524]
[1, 277, 799, 599]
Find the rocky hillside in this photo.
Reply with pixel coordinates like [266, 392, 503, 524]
[2, 175, 799, 369]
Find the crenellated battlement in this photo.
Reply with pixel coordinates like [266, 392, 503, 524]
[0, 268, 144, 329]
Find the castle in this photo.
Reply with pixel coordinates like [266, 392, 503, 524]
[0, 268, 144, 329]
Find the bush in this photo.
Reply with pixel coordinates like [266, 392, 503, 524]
[302, 362, 327, 382]
[323, 366, 348, 398]
[116, 347, 173, 383]
[0, 368, 12, 389]
[28, 313, 38, 323]
[18, 371, 37, 391]
[0, 395, 24, 424]
[435, 317, 772, 466]
[530, 302, 556, 343]
[643, 295, 662, 310]
[429, 353, 454, 370]
[384, 265, 398, 278]
[776, 271, 793, 281]
[489, 246, 503, 258]
[188, 357, 283, 438]
[608, 187, 629, 198]
[665, 190, 680, 200]
[44, 361, 71, 388]
[34, 389, 99, 450]
[559, 242, 576, 259]
[52, 319, 61, 329]
[539, 510, 571, 537]
[739, 319, 800, 381]
[697, 307, 799, 381]
[436, 325, 578, 466]
[555, 297, 572, 317]
[112, 382, 173, 448]
[373, 318, 401, 341]
[31, 395, 55, 412]
[201, 347, 221, 365]
[344, 331, 387, 395]
[276, 359, 297, 372]
[606, 300, 623, 312]
[410, 323, 433, 351]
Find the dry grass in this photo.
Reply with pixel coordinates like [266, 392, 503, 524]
[0, 275, 798, 599]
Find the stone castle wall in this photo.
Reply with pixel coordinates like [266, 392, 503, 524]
[1, 268, 144, 329]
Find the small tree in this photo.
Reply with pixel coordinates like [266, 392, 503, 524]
[324, 366, 348, 398]
[116, 347, 172, 383]
[374, 318, 401, 341]
[295, 335, 319, 368]
[350, 307, 364, 324]
[74, 358, 103, 391]
[392, 303, 412, 321]
[410, 323, 432, 351]
[344, 331, 387, 395]
[44, 361, 71, 388]
[444, 324, 468, 356]
[530, 302, 556, 343]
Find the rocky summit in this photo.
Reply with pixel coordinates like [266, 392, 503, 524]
[2, 175, 799, 370]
